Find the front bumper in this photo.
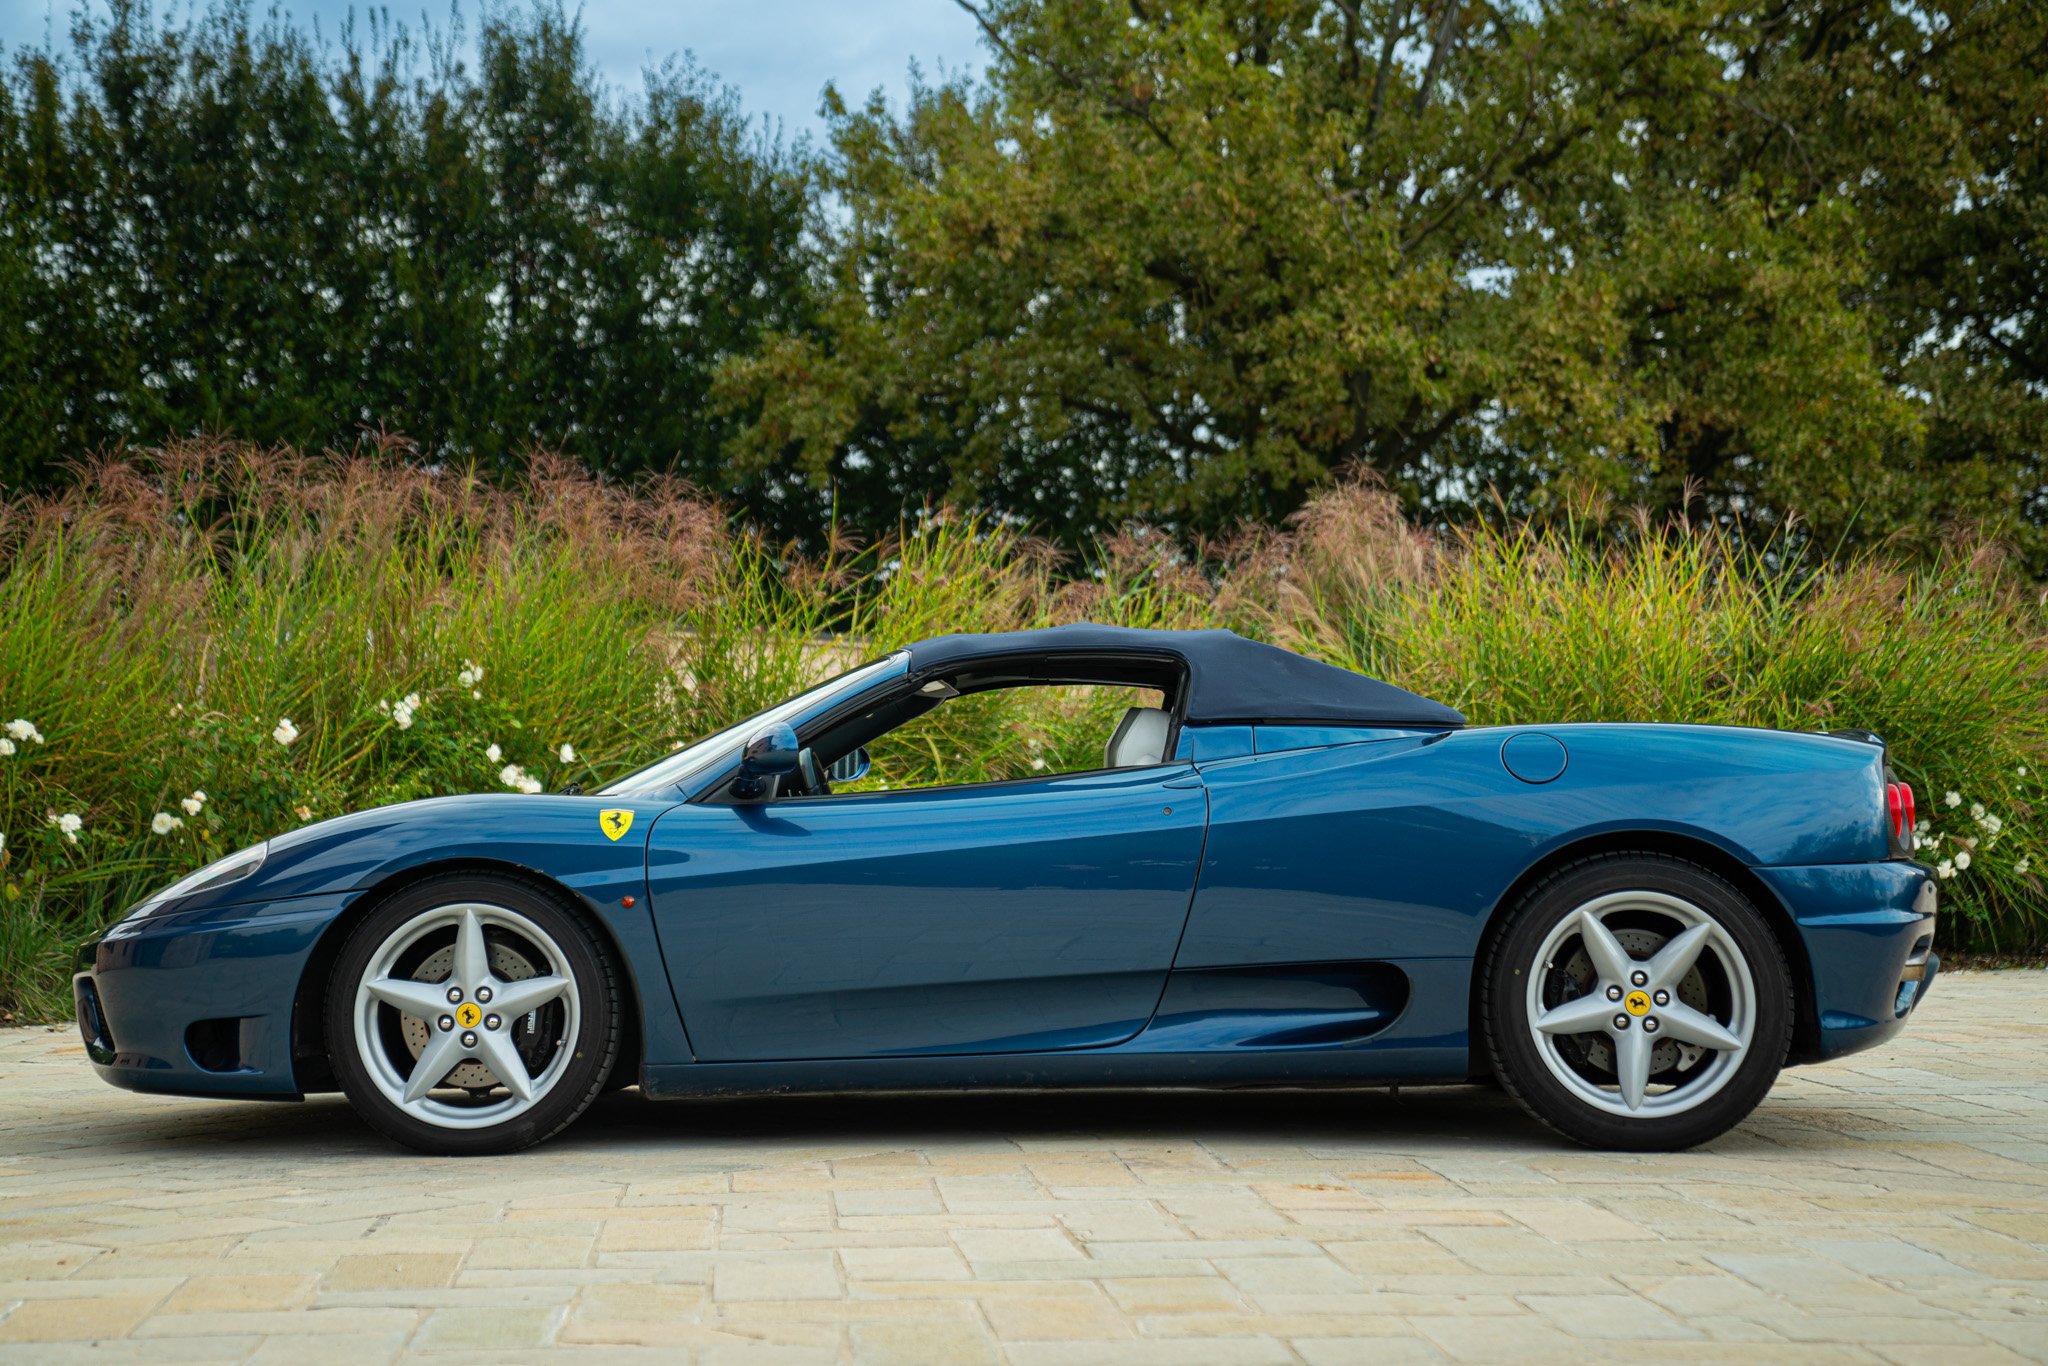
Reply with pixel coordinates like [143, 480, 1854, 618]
[1756, 860, 1939, 1063]
[74, 892, 354, 1098]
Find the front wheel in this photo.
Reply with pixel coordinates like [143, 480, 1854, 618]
[325, 873, 621, 1154]
[1483, 854, 1793, 1150]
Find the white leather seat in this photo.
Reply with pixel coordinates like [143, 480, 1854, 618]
[1104, 707, 1172, 768]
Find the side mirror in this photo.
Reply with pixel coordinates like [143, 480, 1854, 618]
[732, 723, 801, 801]
[826, 747, 871, 784]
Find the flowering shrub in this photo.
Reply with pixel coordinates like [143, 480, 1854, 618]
[0, 443, 2042, 1018]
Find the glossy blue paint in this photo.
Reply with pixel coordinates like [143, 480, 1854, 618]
[1122, 961, 1410, 1050]
[1176, 724, 1254, 762]
[80, 794, 691, 1096]
[645, 766, 1208, 1060]
[1500, 731, 1568, 784]
[1756, 860, 1938, 1059]
[1252, 725, 1438, 754]
[1176, 723, 1889, 970]
[641, 960, 1473, 1098]
[74, 635, 1934, 1115]
[83, 891, 354, 1095]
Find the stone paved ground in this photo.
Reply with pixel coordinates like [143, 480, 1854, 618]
[2, 971, 2045, 1365]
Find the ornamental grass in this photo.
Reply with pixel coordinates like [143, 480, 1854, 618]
[1, 442, 2041, 1017]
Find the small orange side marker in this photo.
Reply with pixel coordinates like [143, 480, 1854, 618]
[621, 895, 637, 908]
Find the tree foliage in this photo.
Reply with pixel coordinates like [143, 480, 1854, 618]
[725, 1, 2045, 558]
[0, 1, 816, 506]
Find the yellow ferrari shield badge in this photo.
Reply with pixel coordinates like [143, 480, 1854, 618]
[599, 808, 635, 842]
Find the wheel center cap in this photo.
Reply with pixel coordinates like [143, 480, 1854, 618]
[1623, 990, 1652, 1017]
[455, 1002, 483, 1029]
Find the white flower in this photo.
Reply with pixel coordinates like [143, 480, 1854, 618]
[403, 693, 421, 710]
[558, 743, 576, 764]
[150, 812, 183, 835]
[471, 691, 481, 700]
[2021, 766, 2030, 777]
[0, 831, 6, 857]
[392, 702, 415, 730]
[5, 719, 43, 743]
[1970, 802, 1986, 821]
[2017, 857, 2032, 877]
[49, 812, 82, 844]
[1955, 850, 1972, 871]
[272, 718, 300, 747]
[499, 763, 542, 794]
[458, 661, 484, 689]
[1030, 757, 1047, 771]
[1914, 819, 1930, 836]
[375, 699, 390, 715]
[1945, 790, 1961, 808]
[180, 791, 207, 816]
[1936, 859, 1954, 879]
[1981, 813, 2003, 837]
[486, 743, 502, 763]
[0, 738, 13, 757]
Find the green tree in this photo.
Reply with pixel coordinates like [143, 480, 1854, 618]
[723, 1, 2044, 559]
[0, 1, 818, 517]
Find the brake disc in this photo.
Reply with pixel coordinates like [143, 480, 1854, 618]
[399, 941, 538, 1090]
[1558, 927, 1710, 1078]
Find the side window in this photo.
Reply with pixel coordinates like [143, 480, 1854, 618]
[843, 684, 1166, 793]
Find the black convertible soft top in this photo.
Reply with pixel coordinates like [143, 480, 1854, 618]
[906, 624, 1465, 729]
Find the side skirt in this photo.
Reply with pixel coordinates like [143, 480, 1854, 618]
[642, 957, 1473, 1099]
[641, 1048, 1469, 1099]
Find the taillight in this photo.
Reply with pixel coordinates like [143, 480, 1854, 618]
[1885, 781, 1918, 854]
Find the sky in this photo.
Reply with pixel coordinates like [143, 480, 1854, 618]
[0, 1, 991, 145]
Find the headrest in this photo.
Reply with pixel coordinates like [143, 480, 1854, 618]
[1105, 707, 1171, 768]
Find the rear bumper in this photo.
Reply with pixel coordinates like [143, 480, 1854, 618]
[1755, 861, 1939, 1063]
[74, 892, 352, 1098]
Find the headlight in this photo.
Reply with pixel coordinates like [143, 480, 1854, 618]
[127, 841, 269, 919]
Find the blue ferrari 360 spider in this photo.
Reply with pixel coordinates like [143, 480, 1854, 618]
[76, 625, 1937, 1153]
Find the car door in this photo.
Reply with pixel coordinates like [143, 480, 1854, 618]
[645, 765, 1207, 1060]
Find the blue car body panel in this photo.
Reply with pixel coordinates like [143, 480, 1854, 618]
[646, 765, 1208, 1060]
[74, 634, 1938, 1110]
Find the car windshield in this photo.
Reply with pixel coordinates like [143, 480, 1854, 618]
[597, 652, 908, 797]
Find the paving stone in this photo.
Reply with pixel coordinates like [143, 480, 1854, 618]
[0, 970, 2044, 1360]
[157, 1274, 312, 1313]
[324, 1252, 463, 1291]
[412, 1305, 560, 1350]
[0, 1293, 161, 1341]
[979, 1291, 1133, 1340]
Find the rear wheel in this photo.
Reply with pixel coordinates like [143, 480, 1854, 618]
[1483, 854, 1792, 1150]
[324, 874, 620, 1154]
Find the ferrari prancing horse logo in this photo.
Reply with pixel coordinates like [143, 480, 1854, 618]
[1624, 990, 1652, 1017]
[455, 1002, 482, 1029]
[599, 808, 635, 841]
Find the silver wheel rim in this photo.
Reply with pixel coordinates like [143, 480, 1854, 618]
[1524, 890, 1756, 1119]
[352, 903, 580, 1130]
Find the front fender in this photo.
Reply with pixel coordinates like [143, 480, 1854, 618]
[102, 794, 696, 1083]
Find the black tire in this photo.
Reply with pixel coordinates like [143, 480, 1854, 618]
[324, 872, 621, 1155]
[1482, 853, 1794, 1151]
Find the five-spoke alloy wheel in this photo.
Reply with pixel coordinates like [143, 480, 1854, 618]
[1485, 854, 1792, 1150]
[326, 874, 620, 1154]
